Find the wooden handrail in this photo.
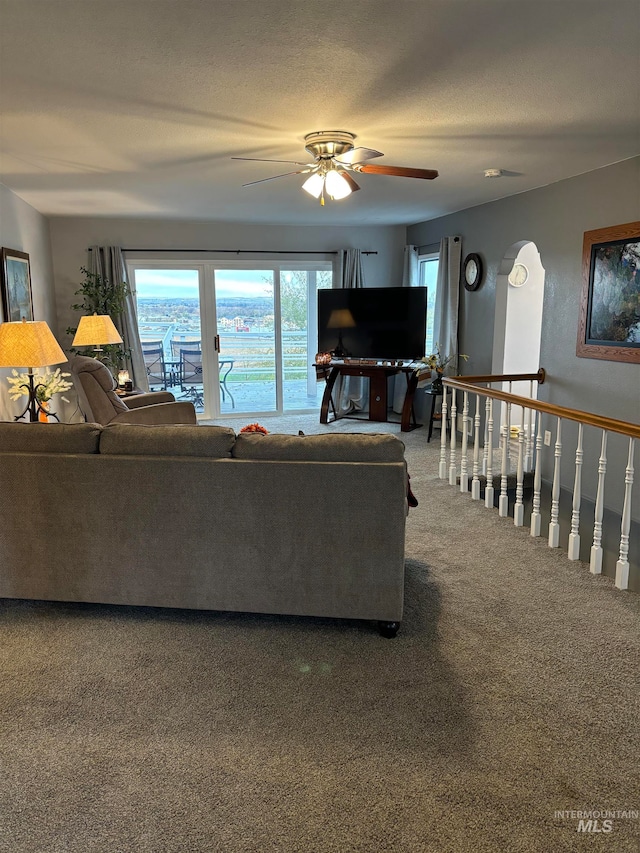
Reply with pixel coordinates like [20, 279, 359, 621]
[451, 368, 546, 385]
[444, 371, 640, 440]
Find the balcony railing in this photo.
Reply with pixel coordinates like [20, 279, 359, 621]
[439, 370, 639, 590]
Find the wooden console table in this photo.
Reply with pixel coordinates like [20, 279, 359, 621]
[315, 362, 424, 432]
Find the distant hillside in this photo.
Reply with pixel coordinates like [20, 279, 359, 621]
[138, 296, 273, 318]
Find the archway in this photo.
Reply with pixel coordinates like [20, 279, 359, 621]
[491, 241, 545, 430]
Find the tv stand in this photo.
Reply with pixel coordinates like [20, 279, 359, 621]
[315, 362, 423, 432]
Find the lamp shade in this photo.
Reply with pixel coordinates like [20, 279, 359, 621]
[0, 319, 66, 368]
[302, 172, 324, 198]
[72, 314, 123, 347]
[325, 170, 352, 200]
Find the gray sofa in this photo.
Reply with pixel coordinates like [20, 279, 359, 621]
[0, 422, 409, 636]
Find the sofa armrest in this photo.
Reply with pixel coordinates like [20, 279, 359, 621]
[111, 402, 197, 425]
[124, 391, 175, 409]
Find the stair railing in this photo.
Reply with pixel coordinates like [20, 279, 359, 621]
[439, 370, 639, 590]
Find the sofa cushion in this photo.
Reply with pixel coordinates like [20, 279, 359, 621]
[100, 423, 236, 457]
[232, 432, 405, 462]
[0, 422, 102, 454]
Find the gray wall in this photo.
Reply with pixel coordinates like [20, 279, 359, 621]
[48, 217, 406, 345]
[408, 157, 640, 525]
[0, 183, 58, 421]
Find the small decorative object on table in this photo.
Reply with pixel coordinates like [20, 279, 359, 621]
[7, 366, 73, 422]
[315, 351, 332, 365]
[240, 422, 269, 435]
[420, 343, 469, 392]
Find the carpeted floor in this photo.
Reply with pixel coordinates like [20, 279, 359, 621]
[1, 414, 639, 852]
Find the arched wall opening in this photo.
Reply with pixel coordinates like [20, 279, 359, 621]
[492, 240, 545, 429]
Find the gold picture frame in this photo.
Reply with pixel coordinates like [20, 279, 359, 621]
[576, 221, 640, 363]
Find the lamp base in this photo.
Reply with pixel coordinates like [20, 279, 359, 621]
[13, 372, 60, 422]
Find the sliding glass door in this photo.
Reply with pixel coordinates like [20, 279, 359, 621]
[130, 259, 332, 419]
[213, 269, 277, 414]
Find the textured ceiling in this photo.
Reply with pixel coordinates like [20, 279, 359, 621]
[0, 0, 639, 226]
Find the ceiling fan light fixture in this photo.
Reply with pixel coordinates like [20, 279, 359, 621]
[302, 172, 324, 198]
[325, 169, 352, 200]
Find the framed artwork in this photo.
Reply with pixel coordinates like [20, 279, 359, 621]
[0, 247, 33, 322]
[576, 221, 640, 363]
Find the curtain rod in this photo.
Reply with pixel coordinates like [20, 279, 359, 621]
[87, 248, 378, 255]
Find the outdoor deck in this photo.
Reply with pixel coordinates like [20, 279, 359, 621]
[154, 376, 324, 417]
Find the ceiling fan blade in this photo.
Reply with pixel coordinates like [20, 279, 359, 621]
[232, 157, 311, 166]
[241, 169, 310, 187]
[354, 163, 438, 180]
[334, 146, 383, 165]
[339, 171, 361, 192]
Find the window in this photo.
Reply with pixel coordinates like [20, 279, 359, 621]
[418, 252, 439, 355]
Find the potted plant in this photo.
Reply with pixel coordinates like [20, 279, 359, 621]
[66, 267, 130, 374]
[421, 344, 468, 391]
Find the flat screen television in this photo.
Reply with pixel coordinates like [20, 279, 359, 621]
[317, 286, 427, 361]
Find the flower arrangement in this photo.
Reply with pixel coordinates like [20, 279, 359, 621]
[7, 367, 73, 403]
[421, 343, 469, 374]
[240, 422, 269, 435]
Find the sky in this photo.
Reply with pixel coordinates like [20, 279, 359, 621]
[134, 268, 300, 299]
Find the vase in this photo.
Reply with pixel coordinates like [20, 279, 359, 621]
[38, 401, 49, 423]
[431, 372, 444, 393]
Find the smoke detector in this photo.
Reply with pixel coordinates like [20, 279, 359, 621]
[484, 168, 504, 178]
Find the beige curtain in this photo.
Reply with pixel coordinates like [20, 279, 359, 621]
[89, 246, 148, 391]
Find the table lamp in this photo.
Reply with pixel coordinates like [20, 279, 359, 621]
[327, 308, 356, 358]
[0, 318, 67, 422]
[72, 313, 123, 357]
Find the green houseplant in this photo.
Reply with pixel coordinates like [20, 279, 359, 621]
[66, 267, 130, 373]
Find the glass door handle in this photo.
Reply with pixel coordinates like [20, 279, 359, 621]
[214, 335, 220, 352]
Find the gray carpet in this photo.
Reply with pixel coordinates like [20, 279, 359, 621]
[1, 414, 639, 852]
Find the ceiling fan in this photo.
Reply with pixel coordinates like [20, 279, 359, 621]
[231, 131, 438, 204]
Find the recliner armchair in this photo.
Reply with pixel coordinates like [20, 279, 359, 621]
[68, 355, 197, 425]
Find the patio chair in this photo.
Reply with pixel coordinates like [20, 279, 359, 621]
[142, 341, 172, 390]
[171, 340, 204, 408]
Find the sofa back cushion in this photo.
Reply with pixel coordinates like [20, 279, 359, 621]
[100, 423, 236, 457]
[232, 432, 405, 462]
[0, 422, 102, 454]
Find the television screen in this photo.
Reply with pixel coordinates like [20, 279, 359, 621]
[317, 287, 427, 361]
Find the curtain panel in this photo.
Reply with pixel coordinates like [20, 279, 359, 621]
[392, 245, 419, 411]
[401, 244, 419, 288]
[333, 248, 366, 414]
[89, 246, 148, 391]
[433, 236, 462, 374]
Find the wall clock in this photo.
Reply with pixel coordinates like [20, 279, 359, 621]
[462, 253, 483, 291]
[508, 261, 529, 287]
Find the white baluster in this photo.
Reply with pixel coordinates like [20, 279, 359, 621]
[524, 381, 534, 471]
[589, 431, 608, 574]
[530, 411, 543, 537]
[439, 386, 448, 480]
[514, 416, 526, 526]
[548, 417, 562, 548]
[499, 402, 511, 517]
[460, 391, 469, 493]
[471, 394, 481, 500]
[568, 423, 584, 560]
[615, 438, 635, 590]
[482, 395, 489, 476]
[485, 398, 495, 509]
[449, 389, 458, 486]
